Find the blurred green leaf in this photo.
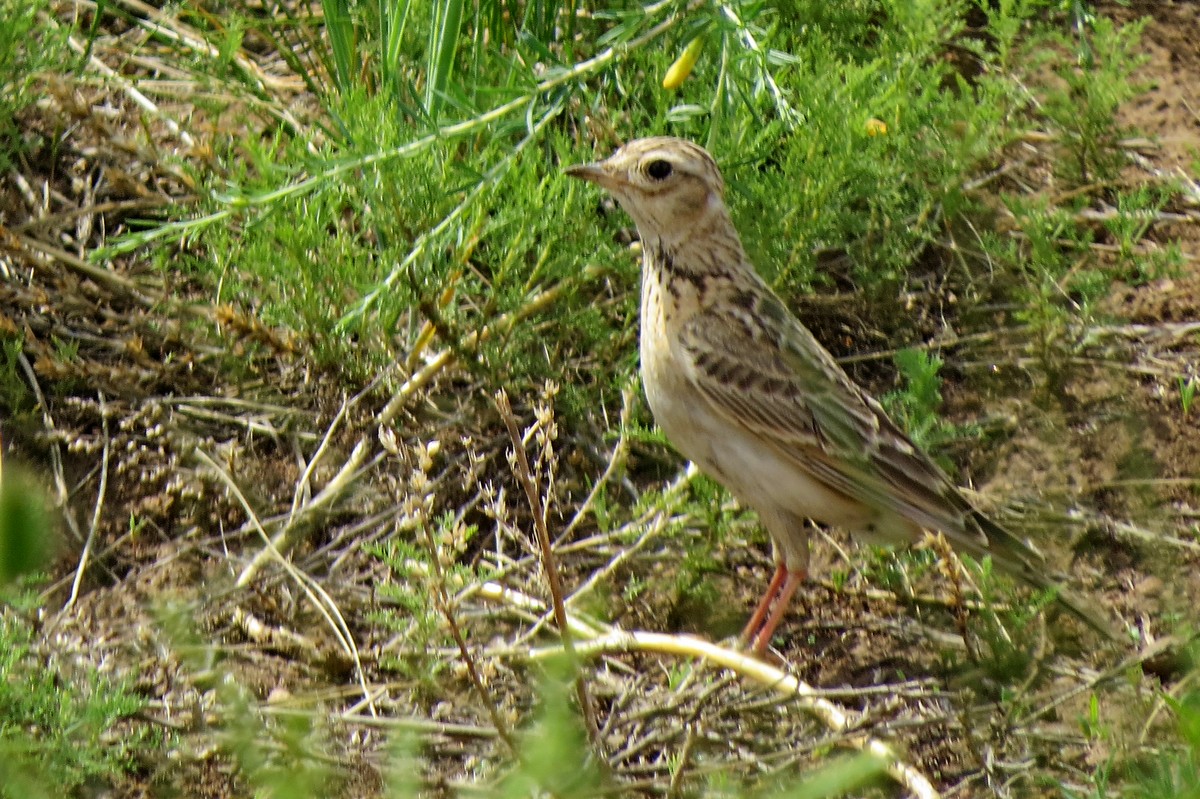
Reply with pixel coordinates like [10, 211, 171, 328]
[0, 470, 52, 585]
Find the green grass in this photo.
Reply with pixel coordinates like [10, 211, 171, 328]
[0, 474, 150, 798]
[0, 0, 68, 171]
[0, 606, 152, 799]
[105, 0, 1156, 410]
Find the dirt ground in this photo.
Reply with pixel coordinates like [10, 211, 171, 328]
[3, 3, 1200, 797]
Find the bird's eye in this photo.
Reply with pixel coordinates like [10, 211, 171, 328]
[645, 159, 673, 180]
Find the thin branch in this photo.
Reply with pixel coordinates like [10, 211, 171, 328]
[66, 392, 110, 611]
[480, 582, 940, 799]
[560, 378, 637, 543]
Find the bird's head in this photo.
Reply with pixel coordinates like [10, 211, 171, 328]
[566, 137, 729, 250]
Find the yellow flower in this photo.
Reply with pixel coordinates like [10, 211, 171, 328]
[663, 36, 705, 89]
[865, 118, 888, 137]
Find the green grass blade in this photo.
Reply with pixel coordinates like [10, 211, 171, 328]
[322, 0, 357, 91]
[380, 0, 413, 100]
[425, 0, 466, 118]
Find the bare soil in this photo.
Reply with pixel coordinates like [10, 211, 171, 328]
[3, 3, 1200, 797]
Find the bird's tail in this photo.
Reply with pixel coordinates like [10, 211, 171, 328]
[968, 510, 1120, 640]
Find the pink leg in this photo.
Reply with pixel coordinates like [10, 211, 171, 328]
[740, 562, 789, 645]
[749, 569, 805, 655]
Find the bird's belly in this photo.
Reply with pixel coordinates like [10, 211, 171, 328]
[642, 347, 870, 531]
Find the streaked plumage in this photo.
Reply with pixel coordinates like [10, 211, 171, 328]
[566, 136, 1113, 653]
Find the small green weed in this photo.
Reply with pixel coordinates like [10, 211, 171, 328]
[1179, 376, 1197, 416]
[882, 348, 978, 462]
[1090, 647, 1200, 799]
[1034, 14, 1148, 184]
[959, 554, 1055, 682]
[369, 513, 483, 684]
[1105, 186, 1185, 285]
[0, 335, 32, 420]
[1080, 692, 1112, 744]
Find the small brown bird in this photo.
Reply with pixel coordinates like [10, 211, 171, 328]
[566, 136, 1113, 653]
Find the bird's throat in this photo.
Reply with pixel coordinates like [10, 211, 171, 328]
[640, 231, 753, 321]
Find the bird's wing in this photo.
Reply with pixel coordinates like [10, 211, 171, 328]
[679, 296, 1121, 637]
[677, 288, 1040, 566]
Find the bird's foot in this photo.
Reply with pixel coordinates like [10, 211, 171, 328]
[740, 563, 806, 656]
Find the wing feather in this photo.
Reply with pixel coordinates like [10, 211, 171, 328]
[678, 292, 1020, 559]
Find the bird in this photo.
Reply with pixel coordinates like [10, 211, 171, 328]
[565, 136, 1114, 654]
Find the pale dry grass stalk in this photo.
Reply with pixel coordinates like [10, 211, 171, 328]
[397, 436, 517, 754]
[65, 392, 110, 611]
[194, 446, 377, 716]
[495, 387, 602, 750]
[560, 378, 638, 544]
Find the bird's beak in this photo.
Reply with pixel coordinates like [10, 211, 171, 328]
[565, 161, 624, 192]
